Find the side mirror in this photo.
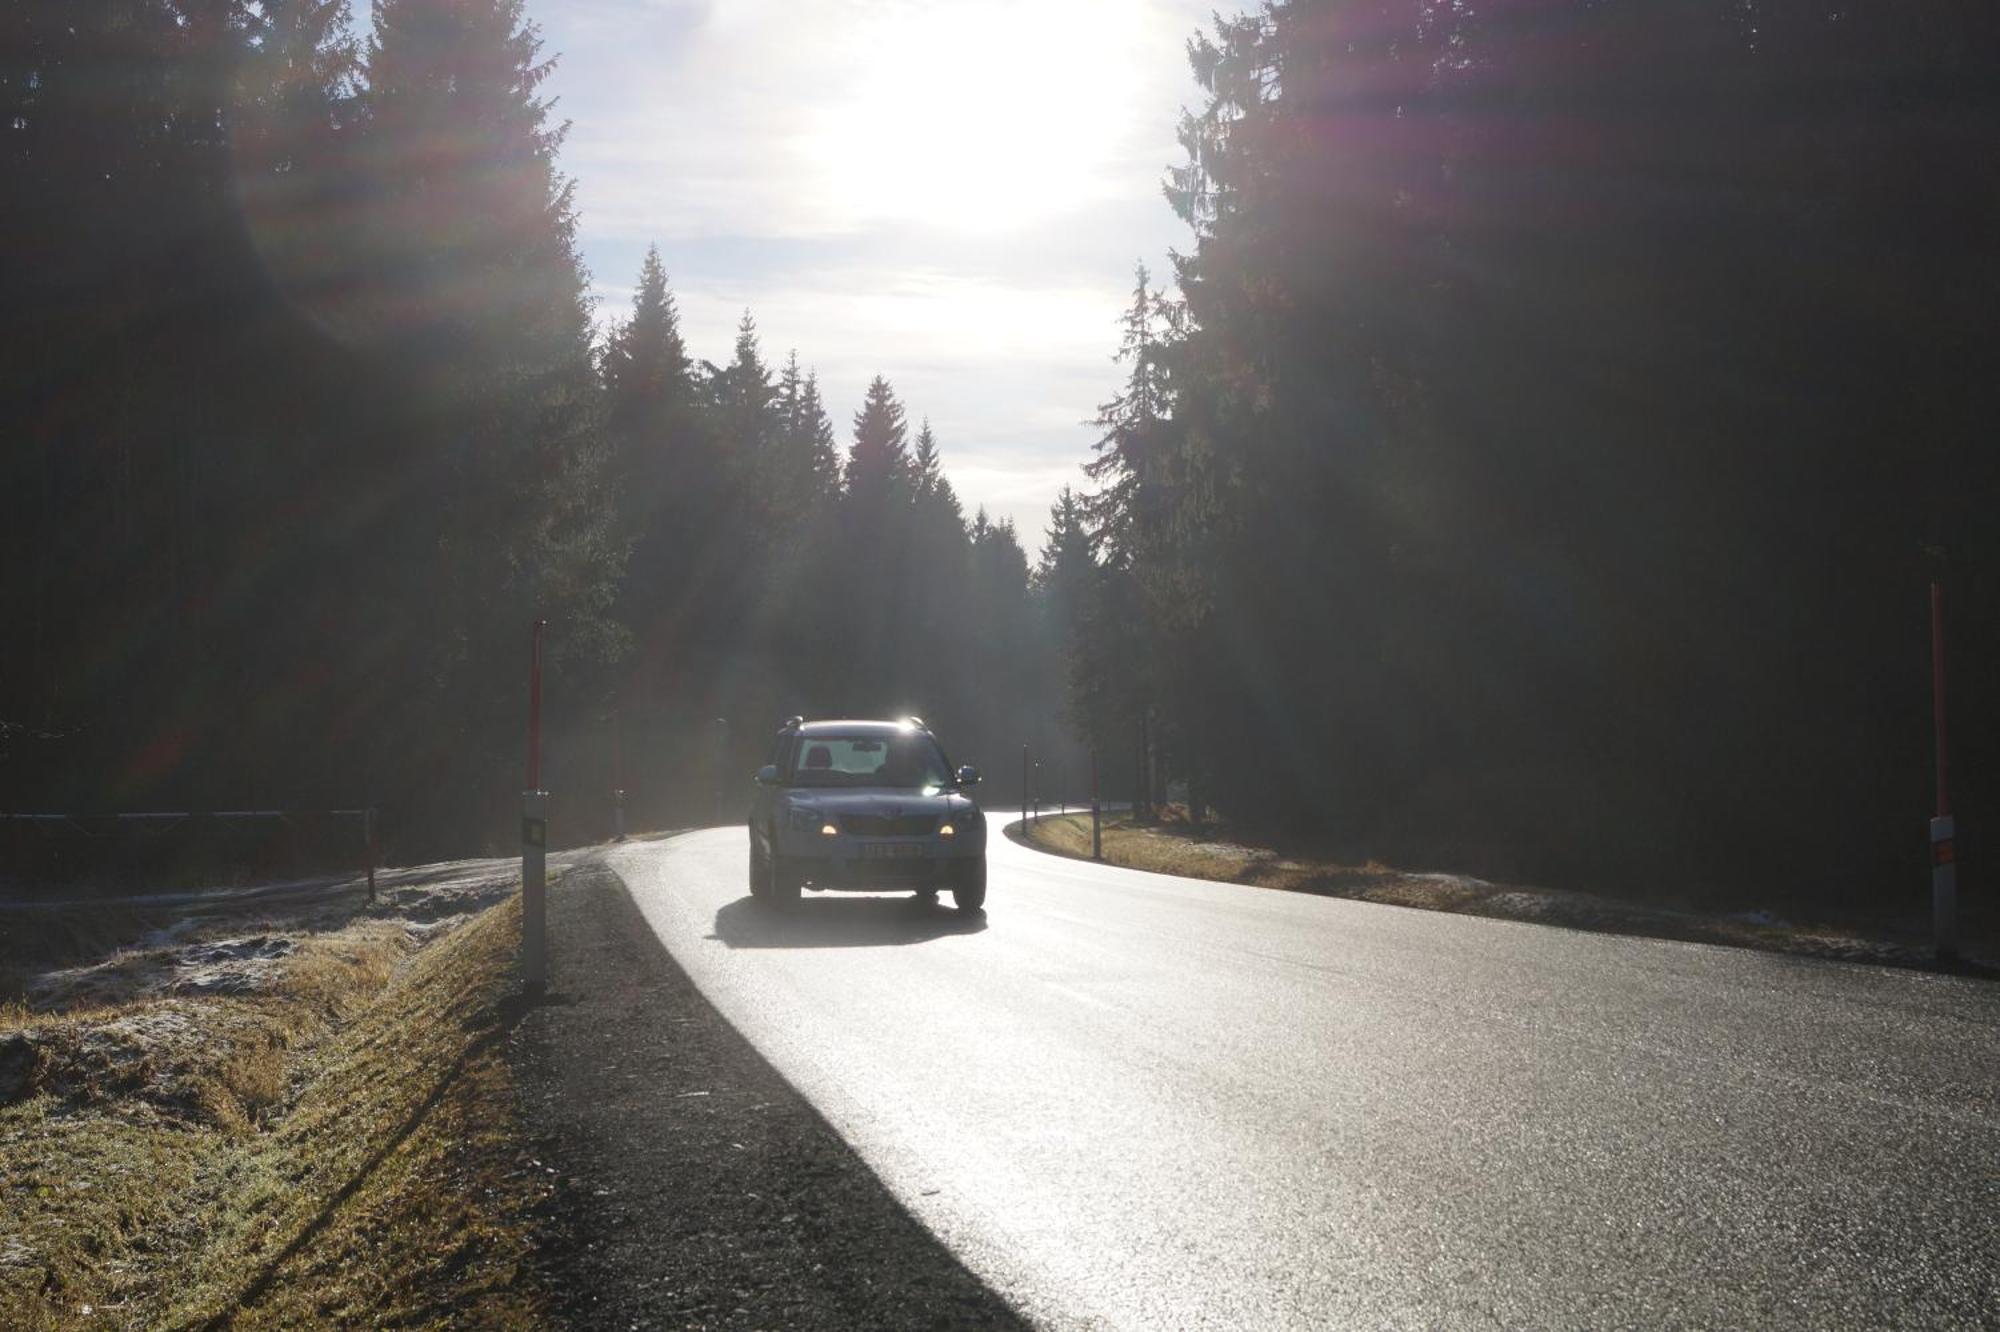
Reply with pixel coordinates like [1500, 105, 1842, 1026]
[956, 765, 981, 787]
[755, 764, 780, 786]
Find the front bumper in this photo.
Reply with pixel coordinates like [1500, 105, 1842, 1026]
[785, 850, 977, 890]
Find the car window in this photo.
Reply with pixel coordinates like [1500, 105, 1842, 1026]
[790, 734, 951, 788]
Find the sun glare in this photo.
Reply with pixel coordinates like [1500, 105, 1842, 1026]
[801, 1, 1144, 234]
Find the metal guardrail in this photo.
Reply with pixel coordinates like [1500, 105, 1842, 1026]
[0, 808, 379, 899]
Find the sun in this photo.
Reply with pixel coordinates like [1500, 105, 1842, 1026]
[799, 0, 1145, 235]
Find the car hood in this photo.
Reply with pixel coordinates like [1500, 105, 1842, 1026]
[782, 788, 975, 817]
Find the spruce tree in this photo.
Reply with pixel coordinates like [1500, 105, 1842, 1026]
[234, 0, 361, 327]
[765, 349, 826, 523]
[910, 418, 951, 503]
[799, 371, 843, 501]
[708, 310, 777, 465]
[1086, 263, 1174, 566]
[845, 374, 910, 503]
[603, 245, 690, 434]
[359, 0, 620, 817]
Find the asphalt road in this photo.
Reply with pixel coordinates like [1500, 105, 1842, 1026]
[607, 817, 2000, 1329]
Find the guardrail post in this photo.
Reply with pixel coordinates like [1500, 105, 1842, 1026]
[364, 807, 378, 903]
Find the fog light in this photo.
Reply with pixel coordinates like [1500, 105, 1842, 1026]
[939, 822, 956, 837]
[820, 822, 839, 837]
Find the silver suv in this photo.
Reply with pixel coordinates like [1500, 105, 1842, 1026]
[749, 717, 987, 910]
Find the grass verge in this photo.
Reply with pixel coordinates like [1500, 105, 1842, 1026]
[1016, 810, 1993, 969]
[1, 897, 550, 1329]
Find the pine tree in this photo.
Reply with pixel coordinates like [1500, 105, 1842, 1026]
[603, 245, 690, 434]
[777, 349, 804, 438]
[1086, 263, 1175, 566]
[361, 0, 585, 355]
[708, 311, 777, 459]
[911, 418, 943, 499]
[900, 416, 967, 669]
[799, 371, 843, 501]
[358, 0, 621, 809]
[1035, 487, 1094, 605]
[601, 244, 704, 640]
[764, 349, 826, 523]
[234, 0, 361, 327]
[845, 374, 910, 502]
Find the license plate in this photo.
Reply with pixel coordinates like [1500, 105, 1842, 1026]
[861, 842, 925, 860]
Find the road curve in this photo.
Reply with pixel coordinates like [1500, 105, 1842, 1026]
[606, 816, 1999, 1329]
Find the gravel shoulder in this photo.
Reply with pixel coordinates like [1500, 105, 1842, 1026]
[508, 856, 1025, 1331]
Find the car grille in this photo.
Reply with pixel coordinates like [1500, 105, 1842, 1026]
[841, 813, 937, 837]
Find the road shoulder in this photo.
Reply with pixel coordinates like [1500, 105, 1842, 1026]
[1007, 812, 1997, 975]
[507, 855, 1025, 1330]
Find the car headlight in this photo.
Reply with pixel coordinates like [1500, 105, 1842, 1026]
[787, 807, 821, 834]
[939, 822, 956, 838]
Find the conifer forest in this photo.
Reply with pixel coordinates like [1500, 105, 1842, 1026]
[4, 0, 1995, 922]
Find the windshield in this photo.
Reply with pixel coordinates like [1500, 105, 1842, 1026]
[787, 733, 953, 789]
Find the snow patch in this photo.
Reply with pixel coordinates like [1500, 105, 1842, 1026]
[1412, 872, 1493, 890]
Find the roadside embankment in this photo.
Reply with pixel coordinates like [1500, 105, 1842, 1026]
[1013, 811, 1995, 972]
[508, 858, 1025, 1330]
[1, 863, 552, 1329]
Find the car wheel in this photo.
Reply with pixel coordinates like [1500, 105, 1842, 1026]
[749, 837, 768, 899]
[951, 858, 986, 912]
[767, 851, 802, 907]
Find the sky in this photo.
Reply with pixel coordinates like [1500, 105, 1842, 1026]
[532, 0, 1218, 543]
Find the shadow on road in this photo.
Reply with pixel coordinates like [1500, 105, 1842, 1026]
[710, 894, 987, 949]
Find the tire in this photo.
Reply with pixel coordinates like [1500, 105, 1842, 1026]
[748, 835, 769, 899]
[951, 857, 987, 912]
[767, 850, 802, 907]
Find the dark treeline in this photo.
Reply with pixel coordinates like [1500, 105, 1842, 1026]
[1, 0, 1060, 857]
[11, 0, 1995, 908]
[1046, 0, 1999, 916]
[597, 255, 1062, 827]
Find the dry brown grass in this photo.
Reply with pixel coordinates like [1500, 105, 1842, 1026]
[0, 905, 168, 1007]
[0, 897, 549, 1330]
[1024, 811, 1340, 890]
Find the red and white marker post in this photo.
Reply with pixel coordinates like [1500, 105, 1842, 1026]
[522, 619, 549, 990]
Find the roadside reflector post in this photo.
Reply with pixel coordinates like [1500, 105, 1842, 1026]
[1930, 580, 1956, 963]
[1091, 750, 1102, 861]
[713, 717, 730, 827]
[612, 711, 626, 842]
[1932, 815, 1956, 961]
[1033, 761, 1041, 825]
[1021, 744, 1029, 826]
[523, 619, 549, 992]
[363, 806, 378, 904]
[522, 789, 548, 987]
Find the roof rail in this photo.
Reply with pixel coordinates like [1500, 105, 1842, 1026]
[782, 715, 805, 730]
